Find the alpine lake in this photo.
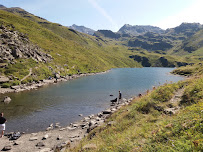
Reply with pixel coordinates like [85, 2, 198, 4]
[0, 68, 184, 133]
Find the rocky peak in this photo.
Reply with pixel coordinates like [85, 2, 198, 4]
[0, 5, 6, 9]
[165, 22, 203, 36]
[69, 24, 95, 35]
[118, 24, 164, 36]
[93, 30, 121, 39]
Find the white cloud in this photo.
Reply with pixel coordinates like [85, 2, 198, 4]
[155, 0, 203, 29]
[87, 0, 119, 31]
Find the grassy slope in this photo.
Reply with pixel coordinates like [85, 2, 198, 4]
[168, 29, 203, 61]
[0, 8, 201, 86]
[70, 63, 203, 152]
[0, 10, 141, 84]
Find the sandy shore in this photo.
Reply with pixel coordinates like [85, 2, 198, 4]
[0, 97, 134, 152]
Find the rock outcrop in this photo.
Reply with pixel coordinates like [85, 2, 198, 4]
[0, 24, 52, 64]
[129, 55, 151, 67]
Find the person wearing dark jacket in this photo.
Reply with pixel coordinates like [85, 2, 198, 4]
[0, 113, 6, 137]
[119, 91, 122, 100]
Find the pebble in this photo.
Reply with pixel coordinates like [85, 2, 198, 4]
[42, 134, 49, 140]
[29, 137, 38, 141]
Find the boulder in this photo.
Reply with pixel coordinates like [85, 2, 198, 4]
[2, 96, 11, 103]
[102, 109, 112, 114]
[0, 76, 9, 83]
[55, 73, 60, 79]
[9, 132, 21, 140]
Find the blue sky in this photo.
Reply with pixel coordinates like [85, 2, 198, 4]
[0, 0, 202, 31]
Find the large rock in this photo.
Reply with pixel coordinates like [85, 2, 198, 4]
[0, 76, 9, 83]
[0, 25, 52, 63]
[102, 109, 112, 114]
[2, 96, 11, 103]
[2, 145, 12, 151]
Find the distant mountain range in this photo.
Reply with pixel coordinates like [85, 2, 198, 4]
[0, 4, 202, 86]
[118, 24, 164, 35]
[68, 24, 95, 35]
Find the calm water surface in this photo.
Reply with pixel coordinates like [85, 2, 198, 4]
[0, 68, 184, 133]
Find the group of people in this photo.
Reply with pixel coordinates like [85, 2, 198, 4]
[0, 112, 6, 138]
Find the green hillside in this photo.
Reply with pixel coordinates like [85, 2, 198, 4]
[0, 7, 202, 88]
[0, 9, 142, 86]
[70, 63, 203, 152]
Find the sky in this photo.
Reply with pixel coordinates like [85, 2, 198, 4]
[0, 0, 203, 32]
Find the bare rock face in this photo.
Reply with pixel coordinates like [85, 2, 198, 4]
[0, 24, 52, 64]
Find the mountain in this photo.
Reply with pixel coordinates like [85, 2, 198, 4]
[0, 7, 142, 87]
[93, 30, 122, 39]
[0, 5, 6, 9]
[166, 22, 203, 36]
[69, 24, 95, 35]
[0, 5, 202, 88]
[118, 24, 164, 36]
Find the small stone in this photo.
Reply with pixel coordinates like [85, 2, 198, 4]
[72, 124, 79, 128]
[57, 135, 63, 140]
[55, 125, 61, 128]
[67, 127, 75, 131]
[29, 137, 38, 141]
[31, 133, 38, 136]
[46, 127, 53, 131]
[36, 142, 45, 147]
[59, 128, 66, 131]
[78, 114, 83, 117]
[42, 134, 49, 140]
[13, 141, 22, 145]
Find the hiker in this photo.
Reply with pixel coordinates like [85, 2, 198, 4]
[0, 113, 7, 138]
[118, 91, 122, 100]
[117, 91, 122, 104]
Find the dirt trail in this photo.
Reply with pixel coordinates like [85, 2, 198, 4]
[21, 68, 32, 82]
[164, 88, 185, 114]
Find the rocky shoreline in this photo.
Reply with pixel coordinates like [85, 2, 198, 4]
[0, 97, 134, 152]
[0, 71, 109, 94]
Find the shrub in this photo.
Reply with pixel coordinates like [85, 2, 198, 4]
[1, 82, 11, 88]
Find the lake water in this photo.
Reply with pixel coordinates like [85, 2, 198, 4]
[0, 68, 184, 133]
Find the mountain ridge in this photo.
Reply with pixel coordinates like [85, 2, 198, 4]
[68, 24, 95, 35]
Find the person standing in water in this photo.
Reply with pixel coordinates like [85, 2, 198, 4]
[0, 113, 6, 138]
